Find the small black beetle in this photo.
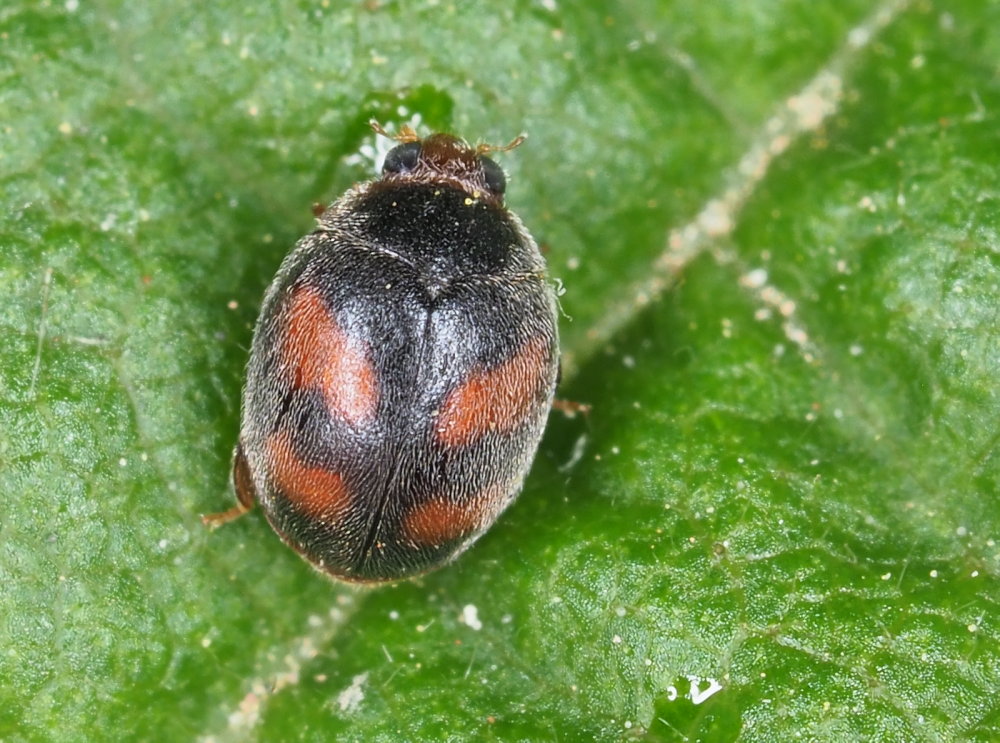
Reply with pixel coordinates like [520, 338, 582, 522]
[204, 121, 558, 583]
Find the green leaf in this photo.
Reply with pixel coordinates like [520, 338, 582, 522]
[3, 0, 999, 740]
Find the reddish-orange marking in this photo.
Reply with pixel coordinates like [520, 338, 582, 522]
[403, 489, 495, 547]
[282, 285, 378, 426]
[435, 336, 550, 448]
[266, 430, 350, 520]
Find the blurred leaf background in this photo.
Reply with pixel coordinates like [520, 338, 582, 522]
[2, 0, 999, 740]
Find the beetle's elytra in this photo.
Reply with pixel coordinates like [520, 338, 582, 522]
[204, 121, 559, 583]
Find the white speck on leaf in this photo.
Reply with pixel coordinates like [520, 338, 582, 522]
[336, 672, 369, 713]
[696, 198, 733, 236]
[559, 434, 587, 472]
[740, 267, 769, 288]
[847, 26, 871, 47]
[787, 71, 841, 128]
[461, 604, 482, 631]
[688, 676, 724, 705]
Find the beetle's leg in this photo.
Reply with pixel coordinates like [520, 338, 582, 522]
[202, 443, 256, 529]
[552, 398, 591, 418]
[551, 361, 590, 417]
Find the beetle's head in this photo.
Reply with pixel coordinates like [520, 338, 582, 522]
[371, 120, 524, 205]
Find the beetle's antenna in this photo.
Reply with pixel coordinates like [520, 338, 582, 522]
[369, 119, 421, 143]
[476, 133, 527, 155]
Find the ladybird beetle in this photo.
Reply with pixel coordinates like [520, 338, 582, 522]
[204, 121, 559, 583]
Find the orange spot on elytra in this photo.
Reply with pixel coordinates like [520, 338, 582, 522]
[435, 336, 551, 448]
[403, 483, 509, 547]
[283, 285, 378, 425]
[266, 430, 350, 520]
[403, 500, 480, 547]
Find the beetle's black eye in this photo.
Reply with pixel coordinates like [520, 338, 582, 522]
[382, 142, 422, 174]
[479, 156, 506, 196]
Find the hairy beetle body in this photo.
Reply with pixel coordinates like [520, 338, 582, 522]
[207, 125, 558, 583]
